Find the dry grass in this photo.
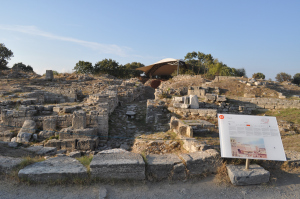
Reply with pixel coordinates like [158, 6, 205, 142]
[132, 131, 188, 155]
[76, 155, 93, 172]
[7, 156, 45, 181]
[214, 162, 231, 185]
[282, 134, 300, 152]
[264, 109, 300, 125]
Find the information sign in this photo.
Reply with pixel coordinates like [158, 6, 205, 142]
[218, 114, 286, 161]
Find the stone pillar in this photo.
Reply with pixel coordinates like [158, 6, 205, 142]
[183, 96, 189, 104]
[72, 111, 86, 129]
[189, 95, 199, 109]
[97, 110, 109, 140]
[45, 70, 54, 80]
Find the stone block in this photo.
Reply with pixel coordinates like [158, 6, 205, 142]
[73, 128, 97, 139]
[38, 130, 55, 140]
[180, 104, 189, 109]
[18, 156, 87, 182]
[61, 139, 77, 151]
[171, 163, 186, 180]
[36, 147, 57, 155]
[226, 164, 270, 185]
[69, 151, 81, 158]
[44, 139, 61, 149]
[178, 125, 187, 136]
[45, 70, 54, 80]
[216, 95, 226, 102]
[76, 138, 96, 151]
[43, 118, 56, 131]
[254, 81, 262, 86]
[24, 145, 43, 153]
[90, 150, 145, 180]
[173, 103, 182, 108]
[16, 132, 32, 143]
[19, 120, 36, 134]
[63, 106, 77, 113]
[170, 119, 179, 130]
[93, 136, 100, 147]
[44, 105, 54, 111]
[189, 95, 199, 109]
[26, 110, 37, 117]
[173, 97, 183, 102]
[53, 107, 62, 113]
[186, 126, 193, 137]
[146, 154, 184, 181]
[205, 94, 216, 101]
[0, 155, 23, 173]
[179, 149, 221, 176]
[72, 111, 86, 129]
[0, 130, 14, 142]
[59, 127, 73, 139]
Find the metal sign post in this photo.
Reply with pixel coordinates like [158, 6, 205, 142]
[245, 159, 250, 170]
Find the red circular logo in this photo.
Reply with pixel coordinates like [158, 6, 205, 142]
[219, 115, 224, 119]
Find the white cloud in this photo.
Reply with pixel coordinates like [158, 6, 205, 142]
[0, 25, 130, 57]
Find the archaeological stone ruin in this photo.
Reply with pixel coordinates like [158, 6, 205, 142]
[0, 71, 300, 184]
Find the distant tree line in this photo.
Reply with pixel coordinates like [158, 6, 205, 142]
[251, 72, 300, 85]
[73, 59, 144, 79]
[1, 43, 299, 84]
[276, 72, 300, 85]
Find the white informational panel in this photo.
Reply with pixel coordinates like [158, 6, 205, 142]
[218, 114, 286, 161]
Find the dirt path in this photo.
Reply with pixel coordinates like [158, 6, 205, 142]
[1, 173, 300, 199]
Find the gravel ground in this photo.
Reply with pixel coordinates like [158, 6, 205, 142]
[1, 173, 300, 199]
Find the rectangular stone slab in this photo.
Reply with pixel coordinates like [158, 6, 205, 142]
[18, 156, 87, 182]
[146, 154, 184, 181]
[179, 149, 221, 176]
[90, 151, 145, 180]
[0, 155, 23, 173]
[226, 164, 270, 185]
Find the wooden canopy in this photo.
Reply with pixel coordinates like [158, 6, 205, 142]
[136, 58, 186, 77]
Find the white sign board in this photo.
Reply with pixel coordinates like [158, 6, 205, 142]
[218, 114, 286, 161]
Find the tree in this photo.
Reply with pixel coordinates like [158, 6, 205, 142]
[94, 59, 119, 74]
[292, 73, 300, 85]
[12, 62, 34, 72]
[235, 68, 246, 77]
[124, 62, 144, 70]
[73, 61, 93, 74]
[184, 51, 245, 77]
[275, 72, 292, 82]
[0, 43, 14, 70]
[252, 72, 265, 79]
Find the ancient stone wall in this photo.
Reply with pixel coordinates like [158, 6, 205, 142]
[228, 97, 300, 110]
[146, 99, 170, 132]
[213, 76, 242, 82]
[19, 88, 81, 104]
[169, 116, 213, 152]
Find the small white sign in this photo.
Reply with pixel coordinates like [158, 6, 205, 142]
[218, 114, 286, 161]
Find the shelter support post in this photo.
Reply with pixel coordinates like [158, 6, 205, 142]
[177, 61, 179, 76]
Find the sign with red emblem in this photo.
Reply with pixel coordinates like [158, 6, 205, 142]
[218, 114, 286, 161]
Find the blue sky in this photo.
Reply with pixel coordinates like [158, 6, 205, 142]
[0, 0, 299, 79]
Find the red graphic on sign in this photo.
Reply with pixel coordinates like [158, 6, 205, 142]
[246, 124, 250, 126]
[219, 115, 224, 119]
